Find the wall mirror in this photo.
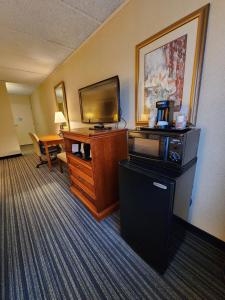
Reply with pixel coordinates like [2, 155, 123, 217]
[54, 81, 70, 130]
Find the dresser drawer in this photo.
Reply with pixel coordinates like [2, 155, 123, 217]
[69, 163, 94, 184]
[71, 175, 96, 201]
[71, 182, 96, 205]
[70, 171, 95, 194]
[67, 154, 93, 178]
[70, 185, 96, 209]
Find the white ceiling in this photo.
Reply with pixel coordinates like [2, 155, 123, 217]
[0, 0, 125, 94]
[6, 82, 36, 95]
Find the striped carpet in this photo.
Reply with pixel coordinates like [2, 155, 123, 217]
[1, 155, 225, 300]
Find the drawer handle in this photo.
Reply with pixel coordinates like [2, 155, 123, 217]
[75, 174, 84, 183]
[153, 182, 167, 190]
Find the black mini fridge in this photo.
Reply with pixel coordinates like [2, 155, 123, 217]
[119, 160, 197, 273]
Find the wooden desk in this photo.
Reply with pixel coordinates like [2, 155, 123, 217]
[39, 135, 64, 171]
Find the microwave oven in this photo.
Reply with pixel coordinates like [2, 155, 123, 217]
[128, 128, 200, 169]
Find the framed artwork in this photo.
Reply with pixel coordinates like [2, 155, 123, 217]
[135, 4, 209, 126]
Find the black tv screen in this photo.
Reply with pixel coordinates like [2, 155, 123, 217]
[79, 76, 120, 124]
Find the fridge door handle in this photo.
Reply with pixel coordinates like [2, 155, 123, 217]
[153, 182, 167, 190]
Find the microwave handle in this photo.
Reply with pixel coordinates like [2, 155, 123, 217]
[163, 137, 169, 161]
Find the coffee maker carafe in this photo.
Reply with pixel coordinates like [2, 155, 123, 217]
[156, 100, 174, 128]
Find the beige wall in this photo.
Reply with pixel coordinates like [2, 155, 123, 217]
[9, 94, 35, 145]
[30, 0, 225, 241]
[0, 81, 21, 157]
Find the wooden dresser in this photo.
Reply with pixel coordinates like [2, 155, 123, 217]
[63, 128, 128, 220]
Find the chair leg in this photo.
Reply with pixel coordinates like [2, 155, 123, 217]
[58, 159, 63, 173]
[36, 157, 48, 168]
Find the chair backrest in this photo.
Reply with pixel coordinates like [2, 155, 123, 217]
[29, 132, 41, 157]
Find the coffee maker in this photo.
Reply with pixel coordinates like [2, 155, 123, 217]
[156, 100, 174, 128]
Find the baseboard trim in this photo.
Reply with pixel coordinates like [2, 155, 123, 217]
[0, 153, 22, 160]
[174, 216, 225, 252]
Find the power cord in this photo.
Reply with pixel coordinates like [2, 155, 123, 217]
[121, 117, 127, 128]
[119, 106, 127, 128]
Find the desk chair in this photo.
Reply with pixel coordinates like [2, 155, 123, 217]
[29, 132, 61, 168]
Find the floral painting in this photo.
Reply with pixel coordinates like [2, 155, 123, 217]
[143, 35, 187, 114]
[136, 5, 209, 125]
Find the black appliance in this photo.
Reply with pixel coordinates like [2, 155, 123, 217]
[119, 127, 200, 273]
[74, 143, 91, 160]
[78, 76, 120, 129]
[156, 100, 174, 128]
[128, 127, 200, 170]
[119, 159, 197, 273]
[83, 143, 91, 160]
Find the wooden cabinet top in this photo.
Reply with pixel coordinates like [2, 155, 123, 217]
[63, 128, 127, 138]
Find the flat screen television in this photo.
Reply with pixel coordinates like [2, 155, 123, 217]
[79, 76, 120, 128]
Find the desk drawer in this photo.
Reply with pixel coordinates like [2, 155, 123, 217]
[67, 154, 93, 177]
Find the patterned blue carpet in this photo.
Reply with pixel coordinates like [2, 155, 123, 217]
[1, 155, 225, 299]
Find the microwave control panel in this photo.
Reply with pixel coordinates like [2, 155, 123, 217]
[168, 138, 183, 163]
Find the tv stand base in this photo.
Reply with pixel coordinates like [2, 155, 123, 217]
[63, 128, 128, 221]
[89, 124, 112, 130]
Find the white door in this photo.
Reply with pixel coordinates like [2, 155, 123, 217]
[10, 95, 35, 145]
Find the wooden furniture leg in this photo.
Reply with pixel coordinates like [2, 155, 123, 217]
[44, 142, 52, 171]
[59, 159, 63, 173]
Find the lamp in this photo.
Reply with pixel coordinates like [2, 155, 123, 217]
[55, 111, 66, 130]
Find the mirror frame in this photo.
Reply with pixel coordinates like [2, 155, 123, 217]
[54, 81, 70, 130]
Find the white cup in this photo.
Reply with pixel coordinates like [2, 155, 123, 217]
[176, 114, 186, 129]
[157, 121, 168, 127]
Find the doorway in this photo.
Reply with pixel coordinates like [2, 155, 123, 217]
[9, 93, 35, 154]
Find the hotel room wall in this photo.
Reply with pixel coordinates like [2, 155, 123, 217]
[30, 0, 225, 241]
[0, 81, 21, 157]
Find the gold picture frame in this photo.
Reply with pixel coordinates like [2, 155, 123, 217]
[135, 4, 210, 126]
[54, 81, 70, 130]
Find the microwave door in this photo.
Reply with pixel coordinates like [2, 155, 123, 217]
[129, 136, 164, 160]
